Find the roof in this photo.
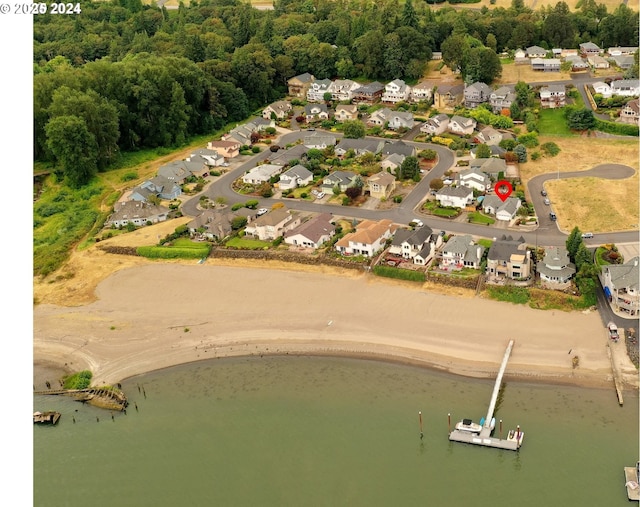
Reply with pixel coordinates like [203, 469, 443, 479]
[282, 164, 312, 180]
[110, 200, 168, 221]
[450, 115, 476, 128]
[605, 256, 639, 291]
[526, 45, 548, 55]
[354, 81, 385, 94]
[483, 195, 520, 215]
[336, 138, 383, 154]
[580, 42, 601, 50]
[253, 207, 291, 226]
[336, 219, 397, 248]
[381, 140, 415, 157]
[285, 213, 335, 243]
[437, 186, 473, 198]
[487, 235, 527, 262]
[290, 72, 314, 83]
[335, 104, 357, 113]
[368, 171, 395, 187]
[443, 235, 484, 263]
[541, 246, 572, 269]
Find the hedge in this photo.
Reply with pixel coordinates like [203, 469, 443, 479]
[137, 244, 211, 259]
[594, 119, 639, 137]
[373, 265, 426, 282]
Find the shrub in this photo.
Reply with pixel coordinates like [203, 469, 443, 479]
[531, 151, 541, 161]
[121, 171, 138, 182]
[245, 199, 259, 209]
[231, 203, 244, 211]
[541, 142, 560, 156]
[63, 370, 93, 390]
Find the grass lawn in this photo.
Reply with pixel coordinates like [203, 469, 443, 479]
[537, 109, 574, 136]
[225, 237, 271, 249]
[477, 239, 493, 249]
[433, 208, 459, 218]
[468, 212, 495, 225]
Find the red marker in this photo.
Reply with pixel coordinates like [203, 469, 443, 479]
[493, 180, 513, 202]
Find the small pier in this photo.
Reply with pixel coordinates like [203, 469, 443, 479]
[33, 411, 61, 425]
[449, 339, 524, 451]
[624, 463, 639, 502]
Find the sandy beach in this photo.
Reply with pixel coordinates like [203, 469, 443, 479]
[33, 261, 639, 391]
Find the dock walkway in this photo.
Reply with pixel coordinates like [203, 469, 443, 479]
[625, 465, 639, 502]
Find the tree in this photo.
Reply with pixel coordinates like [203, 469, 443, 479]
[566, 226, 583, 261]
[475, 144, 492, 159]
[345, 185, 361, 199]
[231, 216, 248, 230]
[342, 119, 366, 139]
[566, 108, 595, 131]
[45, 115, 98, 188]
[575, 243, 593, 271]
[399, 156, 419, 180]
[419, 149, 437, 161]
[430, 178, 444, 190]
[513, 144, 527, 162]
[401, 0, 419, 30]
[464, 47, 502, 84]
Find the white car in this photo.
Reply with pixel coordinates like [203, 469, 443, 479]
[317, 192, 326, 199]
[256, 208, 268, 216]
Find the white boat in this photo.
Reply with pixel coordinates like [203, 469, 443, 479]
[455, 418, 482, 433]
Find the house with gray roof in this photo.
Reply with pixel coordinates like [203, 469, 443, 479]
[398, 224, 442, 264]
[387, 111, 415, 130]
[130, 176, 181, 202]
[335, 138, 384, 157]
[304, 103, 329, 122]
[303, 132, 338, 149]
[489, 85, 516, 114]
[334, 104, 358, 122]
[329, 79, 361, 101]
[610, 79, 640, 97]
[306, 78, 332, 102]
[380, 140, 416, 158]
[464, 82, 493, 109]
[448, 115, 477, 135]
[368, 108, 394, 127]
[352, 81, 385, 104]
[366, 171, 396, 199]
[107, 200, 169, 228]
[434, 83, 464, 109]
[579, 42, 601, 55]
[262, 100, 292, 120]
[321, 170, 358, 193]
[469, 157, 508, 178]
[421, 113, 449, 135]
[284, 213, 335, 249]
[619, 98, 640, 125]
[187, 210, 235, 241]
[537, 246, 576, 286]
[242, 164, 283, 185]
[540, 84, 566, 108]
[435, 186, 474, 208]
[380, 153, 405, 172]
[458, 167, 491, 192]
[486, 235, 531, 281]
[482, 195, 521, 221]
[526, 46, 548, 58]
[288, 72, 315, 98]
[565, 55, 589, 71]
[610, 54, 635, 70]
[411, 81, 437, 102]
[440, 235, 484, 270]
[188, 149, 225, 168]
[474, 126, 503, 146]
[382, 79, 411, 104]
[157, 161, 193, 184]
[600, 256, 639, 316]
[531, 58, 561, 71]
[278, 164, 313, 190]
[268, 144, 309, 166]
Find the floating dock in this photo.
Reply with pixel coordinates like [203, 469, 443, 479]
[33, 411, 61, 425]
[449, 339, 524, 451]
[624, 463, 639, 502]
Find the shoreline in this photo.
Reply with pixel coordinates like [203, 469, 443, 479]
[33, 262, 640, 392]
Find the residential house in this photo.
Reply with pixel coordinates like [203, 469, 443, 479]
[489, 86, 516, 114]
[278, 164, 313, 190]
[288, 73, 315, 98]
[561, 48, 578, 57]
[262, 100, 292, 120]
[321, 170, 358, 193]
[107, 200, 169, 228]
[366, 172, 396, 200]
[565, 55, 590, 71]
[587, 54, 610, 69]
[393, 224, 443, 265]
[130, 176, 181, 201]
[464, 82, 493, 109]
[157, 161, 193, 184]
[381, 79, 411, 104]
[241, 164, 283, 185]
[435, 186, 473, 208]
[334, 104, 358, 122]
[458, 166, 491, 192]
[600, 256, 639, 316]
[537, 246, 576, 286]
[207, 140, 241, 159]
[481, 195, 521, 221]
[304, 103, 329, 122]
[329, 79, 361, 101]
[380, 153, 405, 173]
[334, 138, 384, 158]
[351, 81, 385, 104]
[222, 124, 255, 146]
[306, 78, 332, 102]
[303, 132, 338, 149]
[448, 115, 477, 135]
[431, 52, 442, 60]
[187, 210, 234, 241]
[268, 144, 308, 166]
[514, 48, 528, 64]
[526, 45, 548, 58]
[334, 219, 397, 257]
[611, 54, 635, 70]
[610, 79, 640, 97]
[607, 47, 638, 56]
[387, 111, 415, 130]
[539, 84, 566, 108]
[188, 149, 225, 168]
[592, 81, 613, 98]
[552, 48, 562, 58]
[410, 81, 437, 102]
[619, 99, 640, 125]
[284, 213, 336, 249]
[244, 207, 300, 241]
[433, 83, 464, 109]
[486, 235, 532, 280]
[579, 42, 601, 56]
[469, 158, 508, 179]
[368, 107, 393, 127]
[440, 235, 484, 270]
[474, 126, 503, 146]
[531, 58, 561, 71]
[420, 113, 449, 135]
[381, 140, 416, 158]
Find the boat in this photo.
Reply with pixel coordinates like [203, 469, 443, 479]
[479, 417, 496, 431]
[624, 462, 640, 502]
[455, 418, 483, 433]
[34, 411, 61, 425]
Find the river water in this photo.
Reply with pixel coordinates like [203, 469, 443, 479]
[34, 356, 639, 506]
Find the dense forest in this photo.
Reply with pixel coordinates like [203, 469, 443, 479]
[34, 0, 638, 187]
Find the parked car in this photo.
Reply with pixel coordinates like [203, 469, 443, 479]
[549, 212, 557, 221]
[256, 208, 269, 216]
[541, 189, 547, 196]
[410, 219, 423, 228]
[581, 232, 594, 239]
[544, 198, 550, 205]
[607, 322, 619, 342]
[317, 192, 326, 199]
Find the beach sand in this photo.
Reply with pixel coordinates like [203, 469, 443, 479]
[33, 262, 639, 391]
